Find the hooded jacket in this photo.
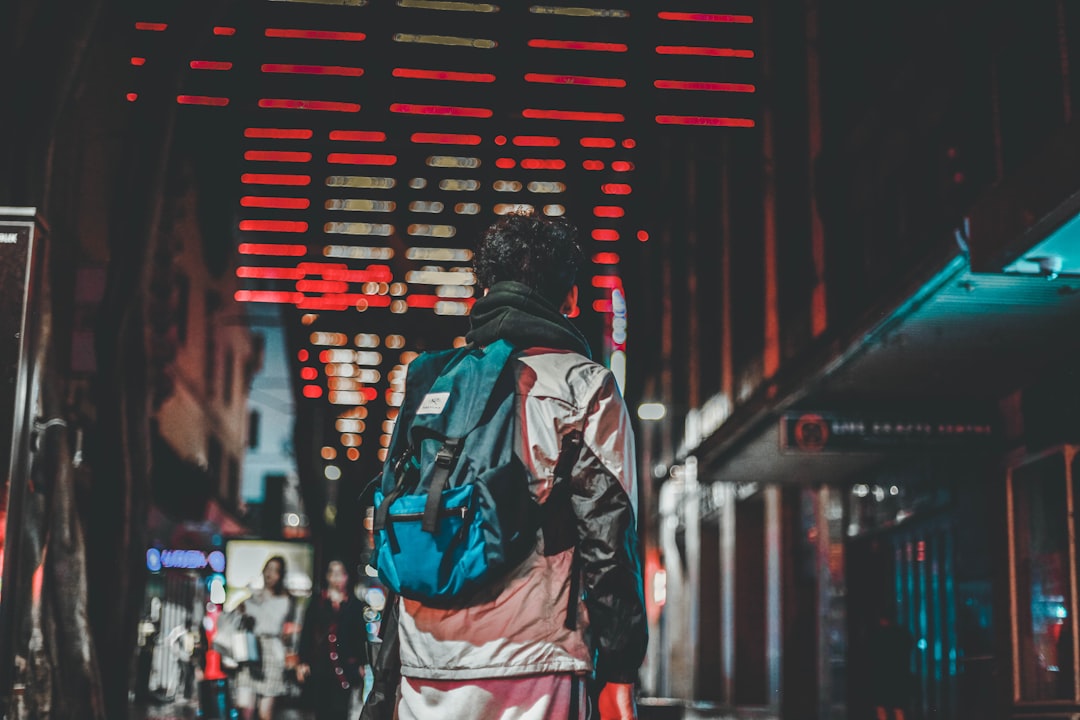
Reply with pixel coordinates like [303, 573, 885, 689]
[362, 282, 647, 718]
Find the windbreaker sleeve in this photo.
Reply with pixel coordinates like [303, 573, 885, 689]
[571, 369, 648, 685]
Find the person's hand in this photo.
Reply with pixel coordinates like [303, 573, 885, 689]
[597, 682, 636, 720]
[295, 664, 311, 682]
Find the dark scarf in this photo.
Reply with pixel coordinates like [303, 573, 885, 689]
[466, 281, 592, 359]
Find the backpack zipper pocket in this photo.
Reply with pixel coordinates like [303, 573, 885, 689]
[389, 506, 468, 522]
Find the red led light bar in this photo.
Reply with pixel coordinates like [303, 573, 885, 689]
[213, 26, 236, 36]
[190, 60, 233, 71]
[592, 252, 620, 264]
[244, 151, 313, 162]
[513, 136, 560, 147]
[637, 230, 649, 241]
[392, 68, 496, 83]
[524, 73, 626, 88]
[297, 294, 392, 310]
[235, 290, 304, 303]
[592, 275, 623, 288]
[528, 39, 627, 52]
[237, 266, 305, 280]
[131, 57, 146, 66]
[655, 80, 756, 93]
[523, 109, 624, 122]
[298, 349, 309, 361]
[329, 130, 387, 142]
[601, 183, 632, 195]
[411, 133, 482, 145]
[580, 137, 615, 148]
[623, 139, 636, 148]
[520, 158, 566, 170]
[259, 99, 360, 112]
[582, 160, 605, 170]
[178, 95, 229, 106]
[496, 158, 516, 169]
[241, 173, 311, 186]
[240, 195, 311, 209]
[245, 128, 314, 139]
[303, 385, 323, 399]
[126, 93, 138, 102]
[593, 207, 624, 218]
[657, 12, 753, 23]
[238, 243, 307, 256]
[297, 279, 349, 293]
[239, 220, 309, 233]
[390, 103, 493, 118]
[592, 229, 619, 241]
[265, 28, 367, 41]
[327, 153, 398, 165]
[262, 64, 364, 77]
[656, 115, 756, 127]
[135, 22, 167, 31]
[655, 45, 755, 58]
[300, 367, 318, 380]
[592, 300, 613, 313]
[406, 295, 439, 309]
[321, 267, 393, 283]
[611, 161, 634, 171]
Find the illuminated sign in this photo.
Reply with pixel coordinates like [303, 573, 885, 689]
[146, 548, 226, 572]
[780, 413, 995, 453]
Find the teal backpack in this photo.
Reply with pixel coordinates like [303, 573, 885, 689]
[371, 339, 579, 607]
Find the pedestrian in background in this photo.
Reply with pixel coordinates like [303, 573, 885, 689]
[233, 555, 298, 720]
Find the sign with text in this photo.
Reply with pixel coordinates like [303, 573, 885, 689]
[780, 412, 995, 453]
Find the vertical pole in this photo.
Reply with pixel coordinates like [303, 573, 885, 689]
[685, 456, 701, 700]
[765, 485, 783, 712]
[805, 0, 828, 338]
[816, 486, 832, 720]
[720, 482, 736, 705]
[761, 0, 781, 379]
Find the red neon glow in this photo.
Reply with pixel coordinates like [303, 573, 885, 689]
[637, 230, 649, 242]
[322, 266, 393, 282]
[190, 60, 233, 71]
[237, 266, 305, 280]
[593, 207, 624, 218]
[658, 12, 753, 23]
[327, 153, 397, 165]
[131, 57, 146, 66]
[390, 103, 493, 118]
[656, 45, 754, 58]
[297, 294, 392, 310]
[523, 109, 624, 122]
[392, 68, 495, 83]
[297, 279, 349, 293]
[135, 22, 167, 31]
[583, 160, 605, 170]
[592, 275, 623, 288]
[592, 299, 613, 313]
[513, 136, 560, 147]
[259, 99, 360, 112]
[239, 220, 309, 233]
[213, 26, 236, 36]
[330, 130, 387, 142]
[244, 151, 312, 162]
[592, 229, 619, 241]
[262, 64, 364, 77]
[592, 252, 620, 264]
[524, 73, 626, 88]
[602, 183, 632, 195]
[298, 349, 309, 361]
[406, 295, 439, 309]
[300, 367, 318, 380]
[303, 385, 323, 399]
[520, 158, 566, 170]
[611, 161, 634, 171]
[364, 387, 379, 401]
[411, 133, 482, 145]
[623, 139, 636, 148]
[234, 290, 304, 303]
[528, 39, 627, 52]
[126, 93, 138, 102]
[178, 95, 229, 106]
[655, 80, 756, 93]
[495, 135, 508, 145]
[238, 243, 307, 256]
[245, 128, 313, 139]
[581, 137, 615, 148]
[496, 158, 516, 169]
[241, 173, 311, 186]
[656, 115, 755, 127]
[265, 28, 367, 41]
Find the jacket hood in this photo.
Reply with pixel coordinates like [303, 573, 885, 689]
[466, 280, 592, 359]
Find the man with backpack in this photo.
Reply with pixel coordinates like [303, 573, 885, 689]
[361, 212, 647, 720]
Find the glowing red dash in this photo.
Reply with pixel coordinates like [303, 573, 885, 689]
[298, 350, 309, 361]
[623, 139, 636, 148]
[300, 367, 318, 380]
[592, 229, 619, 241]
[237, 266, 305, 280]
[131, 57, 146, 66]
[602, 183, 632, 195]
[528, 39, 627, 52]
[330, 130, 387, 142]
[655, 80, 756, 93]
[297, 280, 349, 293]
[303, 385, 323, 399]
[611, 161, 634, 171]
[656, 115, 755, 127]
[327, 153, 398, 165]
[259, 99, 360, 112]
[496, 158, 516, 169]
[592, 300, 613, 313]
[592, 252, 620, 264]
[241, 173, 312, 186]
[495, 135, 508, 145]
[406, 295, 439, 309]
[262, 64, 364, 77]
[135, 22, 167, 31]
[411, 133, 482, 145]
[364, 387, 379, 401]
[512, 136, 560, 147]
[523, 109, 624, 122]
[213, 26, 236, 36]
[390, 103, 493, 118]
[244, 151, 312, 162]
[524, 73, 626, 88]
[658, 12, 753, 23]
[241, 197, 310, 209]
[520, 158, 566, 170]
[190, 60, 233, 71]
[655, 45, 754, 58]
[235, 290, 304, 303]
[593, 207, 625, 218]
[581, 137, 615, 148]
[126, 93, 138, 102]
[265, 28, 367, 41]
[392, 68, 495, 83]
[239, 220, 309, 233]
[238, 244, 307, 256]
[583, 160, 605, 170]
[322, 266, 393, 283]
[178, 95, 229, 106]
[637, 230, 649, 242]
[592, 275, 623, 288]
[245, 128, 313, 139]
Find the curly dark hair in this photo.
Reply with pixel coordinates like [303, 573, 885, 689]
[474, 211, 584, 306]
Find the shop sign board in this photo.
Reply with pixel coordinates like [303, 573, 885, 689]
[780, 412, 995, 453]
